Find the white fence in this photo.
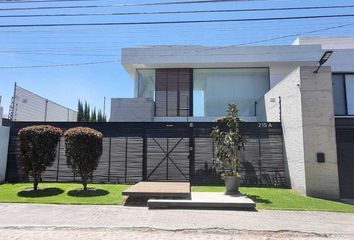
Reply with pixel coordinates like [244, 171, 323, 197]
[11, 85, 77, 122]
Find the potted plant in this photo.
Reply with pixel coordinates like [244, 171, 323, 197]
[211, 104, 246, 193]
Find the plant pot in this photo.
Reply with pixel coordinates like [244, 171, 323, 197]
[224, 176, 240, 193]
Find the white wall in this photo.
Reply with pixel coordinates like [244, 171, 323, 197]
[262, 68, 306, 193]
[262, 66, 340, 199]
[13, 85, 77, 122]
[294, 36, 354, 49]
[0, 106, 3, 126]
[294, 37, 354, 73]
[269, 66, 298, 88]
[122, 44, 323, 77]
[0, 126, 10, 183]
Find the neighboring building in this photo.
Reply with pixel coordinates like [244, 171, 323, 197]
[0, 98, 10, 183]
[112, 36, 354, 199]
[9, 84, 77, 122]
[0, 96, 3, 126]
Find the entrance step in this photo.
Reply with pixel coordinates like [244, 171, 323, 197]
[148, 192, 256, 210]
[122, 181, 191, 199]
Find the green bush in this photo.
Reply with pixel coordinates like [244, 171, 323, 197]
[64, 127, 103, 190]
[18, 125, 62, 190]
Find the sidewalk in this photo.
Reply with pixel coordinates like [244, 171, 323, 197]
[0, 203, 354, 239]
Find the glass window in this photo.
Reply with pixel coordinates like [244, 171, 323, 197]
[332, 74, 346, 115]
[136, 69, 155, 100]
[193, 68, 269, 117]
[345, 74, 354, 115]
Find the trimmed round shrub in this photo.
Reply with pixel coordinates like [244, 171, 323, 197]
[64, 127, 103, 190]
[18, 125, 62, 190]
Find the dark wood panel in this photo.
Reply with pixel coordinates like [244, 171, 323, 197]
[155, 68, 192, 117]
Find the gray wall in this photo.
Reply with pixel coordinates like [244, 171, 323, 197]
[300, 66, 339, 199]
[0, 126, 10, 183]
[261, 66, 340, 199]
[110, 98, 154, 122]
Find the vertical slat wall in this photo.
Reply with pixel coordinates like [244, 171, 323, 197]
[155, 69, 192, 117]
[6, 122, 284, 186]
[193, 124, 285, 186]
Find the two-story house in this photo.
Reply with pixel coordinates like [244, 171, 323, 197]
[111, 36, 354, 200]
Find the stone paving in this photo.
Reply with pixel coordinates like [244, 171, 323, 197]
[0, 203, 354, 239]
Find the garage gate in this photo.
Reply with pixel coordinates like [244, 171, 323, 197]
[336, 118, 354, 198]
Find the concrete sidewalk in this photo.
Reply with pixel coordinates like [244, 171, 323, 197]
[0, 203, 353, 239]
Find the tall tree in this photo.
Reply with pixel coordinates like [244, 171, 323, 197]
[83, 101, 90, 121]
[77, 100, 83, 121]
[90, 108, 97, 122]
[97, 110, 102, 122]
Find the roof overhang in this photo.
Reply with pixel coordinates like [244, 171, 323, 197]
[121, 44, 325, 79]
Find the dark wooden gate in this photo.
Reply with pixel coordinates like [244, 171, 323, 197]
[145, 128, 190, 181]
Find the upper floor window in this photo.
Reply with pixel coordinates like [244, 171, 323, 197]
[193, 68, 269, 117]
[136, 69, 155, 100]
[332, 73, 354, 116]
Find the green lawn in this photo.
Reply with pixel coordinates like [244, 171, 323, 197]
[0, 183, 130, 205]
[192, 186, 354, 212]
[1, 183, 354, 212]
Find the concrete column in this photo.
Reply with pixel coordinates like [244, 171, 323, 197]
[300, 66, 339, 199]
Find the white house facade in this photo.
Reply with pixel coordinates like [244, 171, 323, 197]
[111, 36, 354, 199]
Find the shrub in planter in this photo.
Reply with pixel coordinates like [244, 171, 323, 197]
[211, 104, 246, 193]
[64, 127, 103, 190]
[18, 125, 62, 190]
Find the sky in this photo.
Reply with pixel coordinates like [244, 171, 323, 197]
[1, 0, 354, 117]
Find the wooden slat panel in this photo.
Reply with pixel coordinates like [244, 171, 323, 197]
[6, 121, 284, 186]
[155, 68, 191, 117]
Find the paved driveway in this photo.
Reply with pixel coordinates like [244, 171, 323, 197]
[0, 203, 353, 239]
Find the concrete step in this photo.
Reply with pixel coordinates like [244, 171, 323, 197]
[148, 192, 256, 210]
[123, 182, 191, 199]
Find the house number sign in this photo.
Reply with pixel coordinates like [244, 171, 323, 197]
[258, 123, 273, 128]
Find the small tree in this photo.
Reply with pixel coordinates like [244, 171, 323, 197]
[210, 104, 246, 177]
[18, 125, 62, 190]
[64, 127, 103, 190]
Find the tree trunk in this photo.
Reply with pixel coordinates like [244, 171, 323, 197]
[33, 179, 38, 191]
[82, 177, 87, 191]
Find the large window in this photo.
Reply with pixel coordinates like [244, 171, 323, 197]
[136, 69, 155, 100]
[332, 73, 354, 115]
[193, 68, 269, 117]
